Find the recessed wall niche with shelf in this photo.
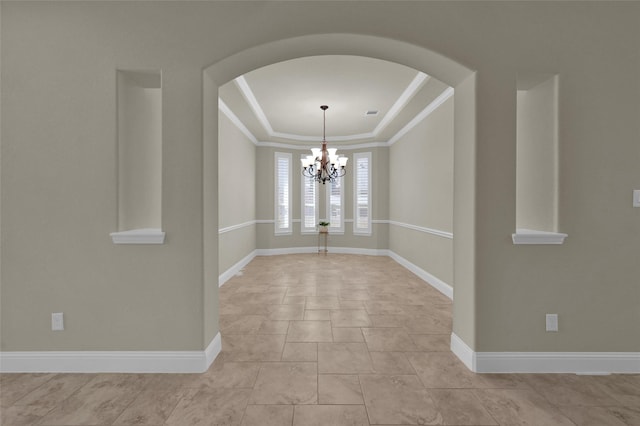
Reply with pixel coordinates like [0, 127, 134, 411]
[110, 70, 165, 244]
[513, 73, 567, 245]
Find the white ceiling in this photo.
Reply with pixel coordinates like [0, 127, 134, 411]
[219, 55, 451, 145]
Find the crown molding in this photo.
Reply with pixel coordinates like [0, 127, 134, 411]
[219, 98, 258, 145]
[388, 86, 454, 145]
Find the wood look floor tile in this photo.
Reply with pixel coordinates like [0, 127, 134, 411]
[370, 351, 416, 375]
[332, 327, 365, 342]
[410, 334, 450, 351]
[330, 309, 372, 327]
[0, 373, 55, 407]
[304, 309, 331, 320]
[267, 304, 305, 320]
[113, 387, 193, 425]
[241, 405, 294, 426]
[165, 387, 251, 426]
[318, 343, 374, 374]
[282, 342, 318, 362]
[474, 388, 576, 426]
[360, 375, 443, 425]
[306, 296, 340, 310]
[36, 374, 149, 425]
[406, 352, 487, 389]
[6, 255, 634, 426]
[362, 327, 418, 352]
[250, 362, 317, 405]
[193, 362, 260, 389]
[11, 373, 93, 414]
[429, 389, 497, 425]
[522, 373, 620, 406]
[287, 320, 333, 342]
[318, 374, 364, 404]
[293, 405, 369, 426]
[559, 406, 630, 426]
[222, 334, 286, 361]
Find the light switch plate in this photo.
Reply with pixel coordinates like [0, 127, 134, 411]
[52, 312, 64, 331]
[545, 314, 558, 332]
[634, 190, 640, 207]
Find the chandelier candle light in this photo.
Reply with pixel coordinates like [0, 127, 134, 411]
[301, 105, 348, 184]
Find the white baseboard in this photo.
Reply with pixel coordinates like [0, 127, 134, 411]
[387, 250, 453, 300]
[219, 250, 257, 287]
[450, 332, 476, 371]
[255, 247, 390, 257]
[0, 333, 221, 374]
[451, 332, 640, 374]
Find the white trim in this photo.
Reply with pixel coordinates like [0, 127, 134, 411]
[234, 76, 274, 134]
[218, 98, 258, 145]
[258, 141, 389, 150]
[475, 352, 640, 374]
[256, 219, 275, 224]
[234, 71, 429, 143]
[110, 228, 165, 244]
[450, 332, 476, 371]
[0, 333, 222, 373]
[353, 152, 372, 236]
[274, 152, 293, 235]
[388, 220, 453, 239]
[219, 250, 257, 287]
[218, 220, 256, 235]
[512, 228, 568, 245]
[387, 250, 453, 300]
[204, 333, 222, 371]
[388, 86, 455, 145]
[450, 333, 640, 374]
[374, 72, 429, 135]
[255, 247, 390, 257]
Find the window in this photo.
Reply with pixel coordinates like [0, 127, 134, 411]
[275, 152, 292, 234]
[353, 152, 372, 235]
[327, 177, 344, 234]
[301, 155, 318, 234]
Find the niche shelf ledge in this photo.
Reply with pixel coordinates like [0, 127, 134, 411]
[511, 229, 568, 244]
[512, 229, 567, 245]
[110, 228, 165, 245]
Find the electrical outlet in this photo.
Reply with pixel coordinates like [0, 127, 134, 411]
[52, 312, 64, 331]
[545, 314, 558, 332]
[633, 190, 640, 207]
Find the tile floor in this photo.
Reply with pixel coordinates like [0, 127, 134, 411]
[1, 254, 639, 425]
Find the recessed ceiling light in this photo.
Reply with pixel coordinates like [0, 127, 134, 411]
[365, 110, 379, 116]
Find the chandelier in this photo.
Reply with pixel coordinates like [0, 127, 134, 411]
[301, 105, 348, 184]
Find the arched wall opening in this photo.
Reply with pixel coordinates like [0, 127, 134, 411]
[202, 33, 477, 360]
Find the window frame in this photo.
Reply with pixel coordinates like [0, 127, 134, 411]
[274, 152, 292, 235]
[353, 152, 372, 236]
[326, 174, 345, 235]
[300, 154, 319, 234]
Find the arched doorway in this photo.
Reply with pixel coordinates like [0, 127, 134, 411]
[202, 33, 477, 368]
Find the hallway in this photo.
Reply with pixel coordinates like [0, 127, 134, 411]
[1, 254, 639, 425]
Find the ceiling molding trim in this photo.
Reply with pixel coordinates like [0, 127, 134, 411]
[234, 75, 274, 134]
[218, 98, 258, 145]
[388, 86, 454, 146]
[257, 141, 388, 150]
[269, 131, 376, 143]
[373, 72, 429, 136]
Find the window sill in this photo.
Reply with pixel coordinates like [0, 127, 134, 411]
[512, 229, 567, 245]
[110, 228, 165, 245]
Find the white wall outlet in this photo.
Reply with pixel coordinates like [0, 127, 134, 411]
[51, 312, 64, 331]
[633, 190, 640, 207]
[545, 313, 558, 332]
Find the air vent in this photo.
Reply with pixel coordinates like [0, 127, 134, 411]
[365, 110, 379, 116]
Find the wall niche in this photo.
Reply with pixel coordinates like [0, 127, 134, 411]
[110, 70, 165, 244]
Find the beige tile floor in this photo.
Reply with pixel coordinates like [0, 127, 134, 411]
[2, 254, 639, 425]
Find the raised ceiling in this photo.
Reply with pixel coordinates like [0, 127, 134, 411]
[219, 55, 452, 146]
